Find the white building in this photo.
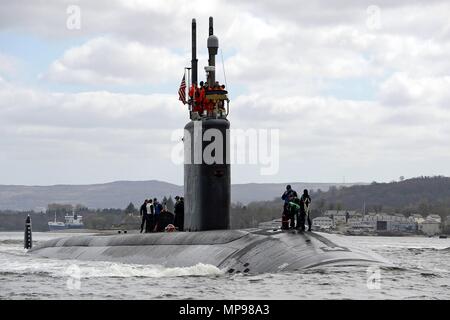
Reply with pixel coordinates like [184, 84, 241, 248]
[324, 210, 359, 225]
[426, 214, 442, 223]
[420, 219, 441, 236]
[349, 219, 376, 232]
[386, 220, 417, 233]
[349, 213, 417, 233]
[34, 207, 47, 214]
[312, 217, 334, 230]
[411, 214, 425, 224]
[418, 215, 442, 235]
[444, 216, 450, 233]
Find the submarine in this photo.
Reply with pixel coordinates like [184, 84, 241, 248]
[28, 17, 389, 274]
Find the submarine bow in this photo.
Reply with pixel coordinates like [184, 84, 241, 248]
[29, 229, 389, 274]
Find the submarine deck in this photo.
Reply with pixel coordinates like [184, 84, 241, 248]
[29, 229, 390, 274]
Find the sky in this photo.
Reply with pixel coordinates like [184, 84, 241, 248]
[1, 0, 450, 186]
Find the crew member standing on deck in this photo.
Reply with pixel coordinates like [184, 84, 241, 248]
[288, 197, 301, 229]
[153, 198, 163, 232]
[300, 189, 312, 231]
[139, 199, 148, 233]
[282, 185, 298, 206]
[146, 199, 154, 233]
[189, 81, 197, 101]
[174, 196, 185, 231]
[192, 81, 205, 116]
[281, 185, 297, 230]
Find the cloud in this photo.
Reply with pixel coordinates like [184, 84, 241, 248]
[0, 80, 187, 130]
[0, 79, 188, 184]
[379, 72, 450, 107]
[43, 37, 186, 85]
[1, 0, 450, 184]
[0, 0, 234, 47]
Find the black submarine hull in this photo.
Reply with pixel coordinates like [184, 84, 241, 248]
[29, 229, 389, 274]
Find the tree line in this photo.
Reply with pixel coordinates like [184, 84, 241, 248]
[0, 196, 176, 231]
[2, 177, 450, 232]
[230, 176, 450, 231]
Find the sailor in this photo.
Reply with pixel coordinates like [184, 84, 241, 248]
[300, 189, 312, 231]
[154, 198, 163, 215]
[192, 81, 204, 116]
[282, 185, 298, 204]
[217, 84, 227, 114]
[202, 83, 214, 116]
[174, 196, 185, 231]
[188, 81, 197, 114]
[153, 198, 163, 232]
[139, 199, 148, 233]
[156, 206, 174, 232]
[146, 199, 154, 233]
[288, 197, 301, 229]
[189, 81, 197, 101]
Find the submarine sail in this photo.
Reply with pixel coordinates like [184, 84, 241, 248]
[184, 16, 230, 231]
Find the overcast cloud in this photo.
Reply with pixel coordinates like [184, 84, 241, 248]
[0, 0, 450, 185]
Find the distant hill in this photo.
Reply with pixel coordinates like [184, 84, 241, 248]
[0, 180, 360, 211]
[313, 176, 450, 214]
[230, 182, 359, 204]
[229, 176, 450, 229]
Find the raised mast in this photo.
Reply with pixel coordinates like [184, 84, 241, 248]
[191, 19, 198, 86]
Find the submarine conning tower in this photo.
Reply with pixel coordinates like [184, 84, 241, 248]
[184, 17, 230, 231]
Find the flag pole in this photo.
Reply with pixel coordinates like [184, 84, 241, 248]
[186, 67, 192, 119]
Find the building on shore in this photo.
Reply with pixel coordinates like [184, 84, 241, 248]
[348, 219, 376, 233]
[315, 211, 447, 235]
[324, 210, 360, 225]
[444, 216, 450, 234]
[419, 215, 441, 236]
[411, 214, 425, 224]
[426, 214, 442, 223]
[445, 215, 450, 225]
[312, 217, 334, 230]
[347, 213, 417, 234]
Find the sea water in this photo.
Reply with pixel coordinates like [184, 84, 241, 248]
[0, 232, 449, 300]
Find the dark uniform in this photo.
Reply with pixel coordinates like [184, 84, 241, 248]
[156, 210, 174, 232]
[146, 202, 154, 233]
[281, 186, 298, 230]
[300, 192, 312, 231]
[288, 198, 301, 229]
[153, 200, 163, 232]
[174, 198, 185, 231]
[139, 201, 148, 233]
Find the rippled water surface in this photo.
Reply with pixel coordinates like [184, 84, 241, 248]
[0, 232, 449, 299]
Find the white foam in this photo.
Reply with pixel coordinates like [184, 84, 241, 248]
[77, 262, 224, 278]
[0, 253, 224, 279]
[0, 232, 224, 279]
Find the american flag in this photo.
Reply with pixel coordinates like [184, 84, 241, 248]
[178, 74, 187, 105]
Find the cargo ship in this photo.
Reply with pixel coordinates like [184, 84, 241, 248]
[48, 211, 84, 231]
